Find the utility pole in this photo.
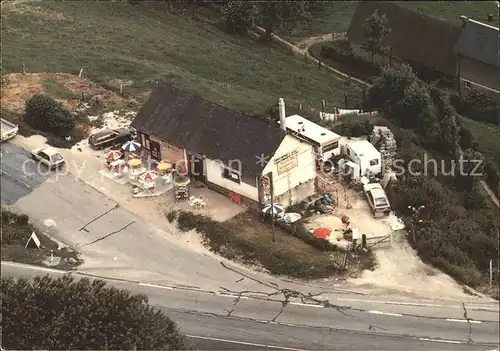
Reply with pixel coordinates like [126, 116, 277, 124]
[489, 259, 493, 290]
[269, 171, 275, 243]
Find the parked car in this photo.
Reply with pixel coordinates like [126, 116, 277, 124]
[30, 147, 65, 169]
[1, 118, 18, 142]
[88, 128, 132, 150]
[363, 183, 391, 217]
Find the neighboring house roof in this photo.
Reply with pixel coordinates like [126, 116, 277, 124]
[453, 19, 500, 68]
[346, 1, 462, 76]
[131, 85, 286, 178]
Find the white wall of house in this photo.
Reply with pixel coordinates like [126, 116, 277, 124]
[205, 158, 259, 201]
[263, 135, 316, 205]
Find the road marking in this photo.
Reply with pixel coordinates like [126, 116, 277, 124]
[0, 169, 33, 189]
[186, 335, 307, 350]
[337, 297, 444, 308]
[418, 337, 464, 344]
[216, 293, 249, 299]
[138, 283, 173, 290]
[289, 302, 323, 308]
[368, 310, 403, 317]
[446, 318, 481, 324]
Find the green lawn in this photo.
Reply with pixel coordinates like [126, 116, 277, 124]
[459, 115, 500, 164]
[1, 2, 361, 115]
[392, 1, 499, 27]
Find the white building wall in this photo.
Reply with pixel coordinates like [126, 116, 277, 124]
[205, 158, 258, 201]
[263, 135, 316, 205]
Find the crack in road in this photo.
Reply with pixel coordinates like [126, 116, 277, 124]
[462, 303, 474, 343]
[219, 261, 356, 325]
[82, 221, 135, 247]
[79, 204, 119, 232]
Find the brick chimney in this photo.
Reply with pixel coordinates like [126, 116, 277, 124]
[487, 13, 494, 22]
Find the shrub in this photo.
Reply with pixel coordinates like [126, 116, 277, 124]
[1, 275, 192, 350]
[450, 90, 499, 125]
[221, 1, 257, 35]
[166, 209, 178, 223]
[320, 40, 381, 79]
[23, 94, 76, 137]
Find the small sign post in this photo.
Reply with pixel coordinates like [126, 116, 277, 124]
[25, 232, 41, 249]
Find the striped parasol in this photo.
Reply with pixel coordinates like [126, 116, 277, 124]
[261, 204, 284, 215]
[121, 140, 141, 153]
[138, 170, 159, 182]
[105, 150, 123, 162]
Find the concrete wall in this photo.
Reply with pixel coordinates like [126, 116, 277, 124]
[263, 135, 316, 206]
[205, 158, 259, 201]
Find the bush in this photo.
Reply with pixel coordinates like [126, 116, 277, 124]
[450, 90, 499, 125]
[166, 209, 178, 223]
[1, 275, 192, 350]
[320, 40, 381, 79]
[176, 211, 340, 279]
[23, 94, 76, 137]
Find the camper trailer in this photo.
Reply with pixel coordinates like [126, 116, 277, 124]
[278, 107, 341, 166]
[344, 140, 381, 177]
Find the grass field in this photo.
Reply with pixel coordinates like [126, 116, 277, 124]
[1, 1, 361, 115]
[392, 1, 499, 27]
[459, 115, 500, 164]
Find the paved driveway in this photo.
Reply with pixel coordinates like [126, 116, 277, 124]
[1, 142, 51, 205]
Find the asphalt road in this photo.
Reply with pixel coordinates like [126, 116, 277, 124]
[2, 262, 499, 350]
[1, 142, 50, 205]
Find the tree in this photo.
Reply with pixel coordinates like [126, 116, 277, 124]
[437, 108, 460, 156]
[362, 10, 391, 63]
[366, 65, 433, 129]
[221, 1, 257, 35]
[23, 94, 76, 137]
[257, 2, 310, 41]
[1, 275, 192, 350]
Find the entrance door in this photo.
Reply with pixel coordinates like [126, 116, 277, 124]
[150, 140, 161, 161]
[187, 151, 205, 182]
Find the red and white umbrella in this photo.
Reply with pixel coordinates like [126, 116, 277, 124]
[105, 150, 123, 162]
[138, 171, 159, 182]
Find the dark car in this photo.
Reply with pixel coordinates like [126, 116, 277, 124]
[88, 128, 133, 150]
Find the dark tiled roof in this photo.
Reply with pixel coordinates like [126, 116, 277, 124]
[131, 85, 286, 177]
[346, 1, 462, 76]
[453, 19, 500, 68]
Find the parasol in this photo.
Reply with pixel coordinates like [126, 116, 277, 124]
[312, 227, 332, 239]
[128, 159, 142, 167]
[261, 204, 284, 215]
[138, 170, 159, 182]
[105, 150, 123, 162]
[121, 140, 141, 153]
[157, 161, 173, 172]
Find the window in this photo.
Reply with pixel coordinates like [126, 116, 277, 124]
[222, 167, 240, 184]
[145, 138, 150, 150]
[51, 153, 63, 162]
[369, 158, 379, 166]
[37, 151, 48, 159]
[322, 141, 339, 153]
[346, 147, 351, 156]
